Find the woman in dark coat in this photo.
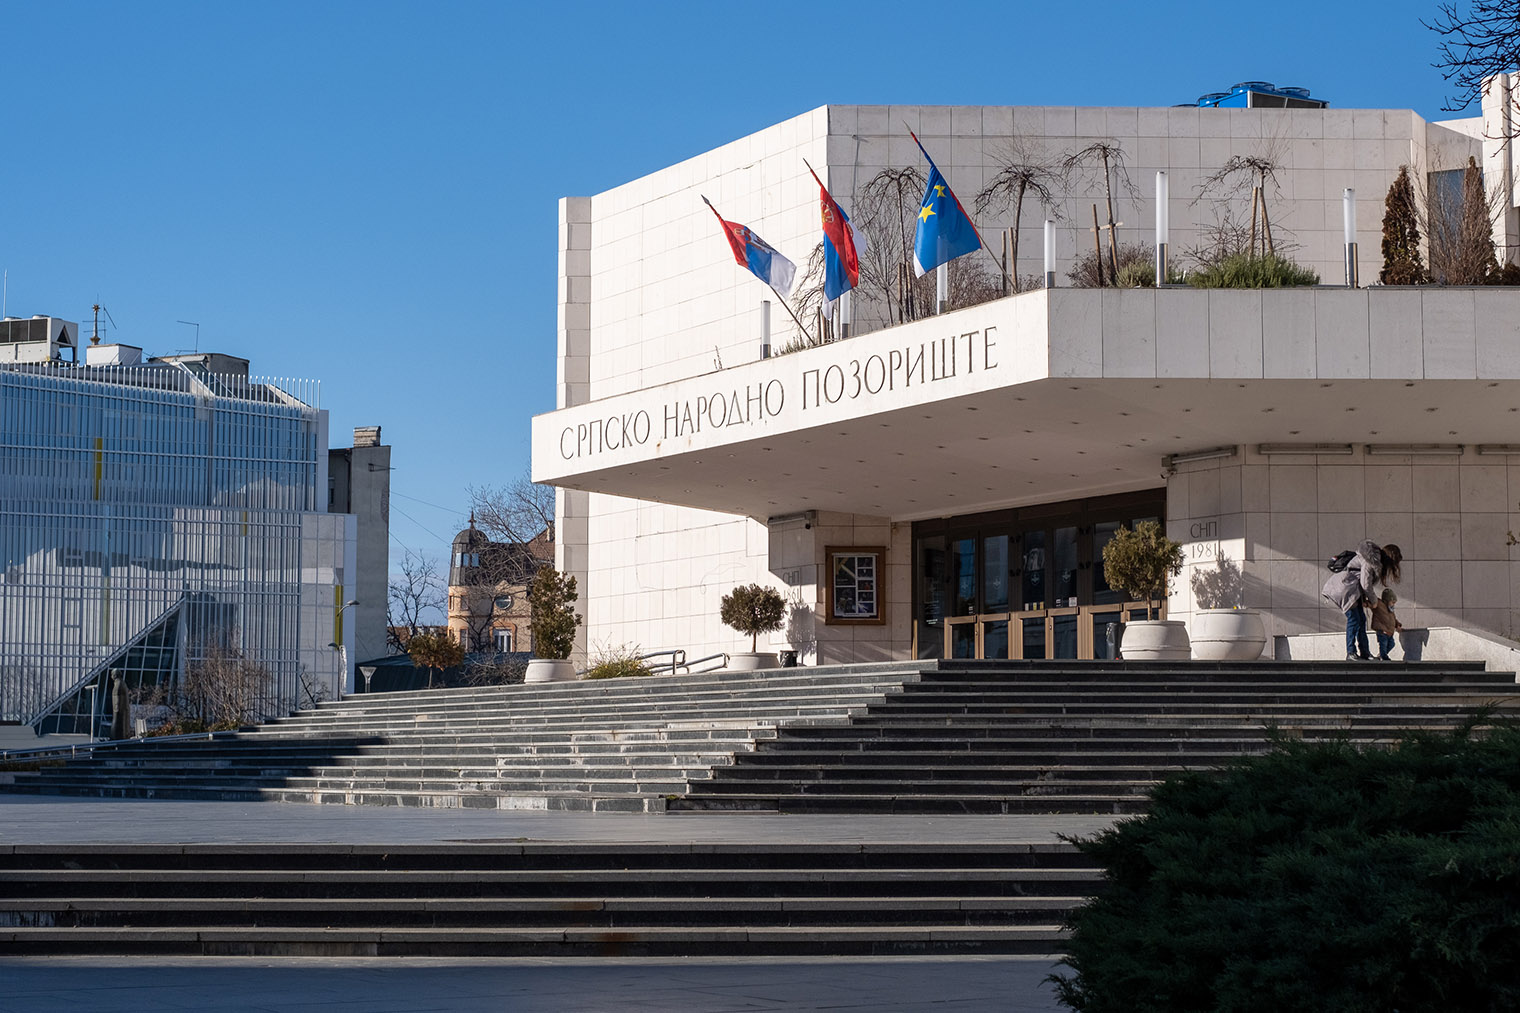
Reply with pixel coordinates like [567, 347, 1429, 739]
[1322, 540, 1402, 660]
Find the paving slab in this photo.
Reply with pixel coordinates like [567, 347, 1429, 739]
[0, 794, 1103, 1011]
[0, 796, 1118, 846]
[0, 955, 1071, 1012]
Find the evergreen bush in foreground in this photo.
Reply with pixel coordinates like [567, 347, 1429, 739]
[1050, 721, 1520, 1013]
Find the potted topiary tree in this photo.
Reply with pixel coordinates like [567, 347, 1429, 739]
[720, 583, 787, 670]
[525, 566, 582, 683]
[1101, 520, 1190, 660]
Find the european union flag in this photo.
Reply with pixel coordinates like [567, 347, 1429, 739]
[910, 132, 982, 277]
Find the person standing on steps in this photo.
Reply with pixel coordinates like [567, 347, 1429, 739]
[1370, 589, 1404, 661]
[1321, 541, 1402, 661]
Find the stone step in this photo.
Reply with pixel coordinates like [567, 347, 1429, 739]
[667, 794, 1150, 815]
[0, 922, 1071, 957]
[689, 764, 1194, 783]
[0, 894, 1086, 928]
[0, 864, 1103, 896]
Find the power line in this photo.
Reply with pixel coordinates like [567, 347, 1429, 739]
[390, 503, 451, 548]
[392, 490, 468, 514]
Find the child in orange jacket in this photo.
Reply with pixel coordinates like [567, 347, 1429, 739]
[1370, 588, 1403, 661]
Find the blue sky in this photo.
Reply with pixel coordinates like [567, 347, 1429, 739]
[3, 0, 1471, 568]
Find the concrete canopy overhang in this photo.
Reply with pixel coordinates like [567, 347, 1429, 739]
[532, 288, 1520, 522]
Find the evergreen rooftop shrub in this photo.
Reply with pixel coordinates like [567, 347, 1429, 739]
[1186, 252, 1319, 288]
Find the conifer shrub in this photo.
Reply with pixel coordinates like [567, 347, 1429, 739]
[527, 567, 581, 660]
[1380, 165, 1427, 285]
[1186, 252, 1319, 288]
[1050, 721, 1520, 1012]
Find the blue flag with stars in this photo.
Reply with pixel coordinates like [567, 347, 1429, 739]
[910, 131, 982, 277]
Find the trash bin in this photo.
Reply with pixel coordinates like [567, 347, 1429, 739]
[778, 650, 798, 667]
[1105, 622, 1124, 661]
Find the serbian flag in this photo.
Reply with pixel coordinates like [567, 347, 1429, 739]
[910, 131, 982, 277]
[702, 196, 796, 296]
[806, 162, 866, 302]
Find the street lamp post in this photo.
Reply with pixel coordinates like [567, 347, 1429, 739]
[330, 599, 361, 698]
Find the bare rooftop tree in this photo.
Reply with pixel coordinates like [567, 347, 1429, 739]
[976, 138, 1062, 293]
[1424, 0, 1520, 121]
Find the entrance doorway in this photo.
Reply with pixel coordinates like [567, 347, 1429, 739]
[913, 490, 1166, 661]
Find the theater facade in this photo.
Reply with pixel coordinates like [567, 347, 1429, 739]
[533, 79, 1520, 666]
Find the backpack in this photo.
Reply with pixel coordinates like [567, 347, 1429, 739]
[1326, 549, 1355, 573]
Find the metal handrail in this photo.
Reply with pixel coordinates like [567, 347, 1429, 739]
[685, 652, 731, 673]
[637, 649, 687, 675]
[0, 729, 229, 765]
[634, 649, 731, 676]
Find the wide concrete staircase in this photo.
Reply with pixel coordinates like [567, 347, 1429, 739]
[673, 659, 1520, 814]
[0, 840, 1096, 957]
[0, 665, 921, 812]
[3, 658, 1515, 957]
[3, 661, 1516, 816]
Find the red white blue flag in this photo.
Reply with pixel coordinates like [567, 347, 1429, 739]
[702, 196, 796, 296]
[807, 163, 866, 303]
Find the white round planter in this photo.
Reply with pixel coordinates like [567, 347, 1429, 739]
[727, 652, 779, 671]
[1190, 608, 1268, 661]
[1120, 620, 1192, 661]
[524, 659, 577, 683]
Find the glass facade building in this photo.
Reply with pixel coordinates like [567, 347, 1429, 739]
[0, 360, 354, 733]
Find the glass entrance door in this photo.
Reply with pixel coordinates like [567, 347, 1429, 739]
[913, 491, 1168, 661]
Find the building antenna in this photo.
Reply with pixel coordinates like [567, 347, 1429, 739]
[176, 320, 200, 352]
[92, 304, 118, 346]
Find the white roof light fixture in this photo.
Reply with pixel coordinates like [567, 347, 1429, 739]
[1257, 443, 1355, 455]
[1364, 444, 1464, 456]
[1163, 446, 1238, 469]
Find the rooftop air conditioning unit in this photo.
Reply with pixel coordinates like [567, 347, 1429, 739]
[0, 316, 79, 364]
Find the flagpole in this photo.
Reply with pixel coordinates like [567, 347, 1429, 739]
[904, 126, 1014, 294]
[703, 194, 812, 344]
[769, 282, 812, 342]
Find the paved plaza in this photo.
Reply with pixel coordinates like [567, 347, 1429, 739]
[0, 797, 1115, 1011]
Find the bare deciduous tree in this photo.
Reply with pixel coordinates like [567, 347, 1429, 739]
[976, 138, 1062, 292]
[387, 548, 445, 652]
[1195, 153, 1287, 256]
[456, 472, 557, 654]
[1424, 0, 1520, 120]
[1428, 155, 1501, 284]
[468, 472, 555, 553]
[1060, 141, 1142, 285]
[1181, 206, 1258, 269]
[788, 242, 832, 347]
[142, 641, 272, 733]
[1068, 242, 1153, 288]
[856, 165, 929, 326]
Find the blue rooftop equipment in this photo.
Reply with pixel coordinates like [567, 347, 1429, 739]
[1195, 82, 1327, 109]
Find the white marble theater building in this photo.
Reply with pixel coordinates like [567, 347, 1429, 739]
[533, 77, 1520, 666]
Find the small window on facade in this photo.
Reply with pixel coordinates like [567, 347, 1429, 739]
[494, 629, 512, 652]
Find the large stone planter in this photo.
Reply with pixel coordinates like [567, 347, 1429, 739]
[524, 659, 577, 683]
[727, 652, 778, 671]
[1120, 620, 1191, 661]
[1190, 608, 1268, 661]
